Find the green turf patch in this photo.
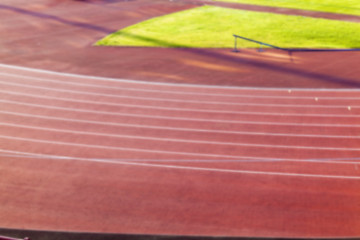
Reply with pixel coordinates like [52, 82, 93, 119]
[96, 6, 360, 49]
[213, 0, 360, 16]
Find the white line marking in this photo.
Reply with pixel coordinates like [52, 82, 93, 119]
[1, 149, 359, 180]
[77, 160, 360, 180]
[2, 71, 360, 100]
[1, 148, 359, 164]
[1, 99, 360, 127]
[1, 110, 359, 139]
[1, 89, 359, 118]
[0, 79, 359, 109]
[2, 121, 360, 151]
[1, 63, 360, 92]
[0, 134, 243, 159]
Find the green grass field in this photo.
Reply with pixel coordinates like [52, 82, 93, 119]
[213, 0, 360, 16]
[96, 6, 360, 49]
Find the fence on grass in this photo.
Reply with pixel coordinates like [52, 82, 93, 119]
[232, 34, 289, 52]
[232, 34, 360, 52]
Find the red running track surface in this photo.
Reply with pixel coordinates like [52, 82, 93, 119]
[0, 0, 360, 238]
[0, 64, 360, 238]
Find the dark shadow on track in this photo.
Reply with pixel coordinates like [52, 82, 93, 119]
[2, 3, 360, 88]
[99, 31, 360, 88]
[0, 4, 116, 34]
[3, 228, 357, 240]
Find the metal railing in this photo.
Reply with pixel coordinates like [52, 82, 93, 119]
[233, 34, 288, 52]
[232, 34, 360, 52]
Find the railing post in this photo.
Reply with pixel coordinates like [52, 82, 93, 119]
[258, 43, 265, 52]
[232, 35, 239, 52]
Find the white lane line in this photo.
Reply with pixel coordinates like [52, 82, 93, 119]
[1, 149, 359, 180]
[0, 152, 279, 163]
[2, 121, 360, 151]
[2, 110, 360, 139]
[1, 150, 360, 164]
[1, 99, 360, 128]
[0, 134, 243, 160]
[0, 79, 359, 109]
[1, 63, 360, 92]
[1, 89, 359, 118]
[2, 71, 360, 100]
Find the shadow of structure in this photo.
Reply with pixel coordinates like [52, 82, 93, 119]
[0, 3, 116, 34]
[102, 31, 360, 88]
[1, 3, 360, 88]
[0, 228, 304, 240]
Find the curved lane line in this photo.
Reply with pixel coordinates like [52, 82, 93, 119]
[2, 122, 360, 151]
[1, 110, 359, 139]
[1, 89, 359, 118]
[0, 79, 359, 109]
[4, 151, 359, 164]
[1, 63, 360, 92]
[2, 71, 360, 100]
[0, 149, 359, 180]
[0, 134, 246, 160]
[1, 99, 359, 127]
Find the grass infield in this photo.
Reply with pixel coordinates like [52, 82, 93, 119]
[96, 6, 360, 49]
[213, 0, 360, 16]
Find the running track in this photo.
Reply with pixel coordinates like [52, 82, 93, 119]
[1, 0, 360, 238]
[0, 63, 359, 238]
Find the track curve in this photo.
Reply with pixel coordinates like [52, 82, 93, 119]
[1, 0, 360, 238]
[0, 64, 360, 238]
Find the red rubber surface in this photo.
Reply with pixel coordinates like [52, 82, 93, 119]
[0, 0, 360, 238]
